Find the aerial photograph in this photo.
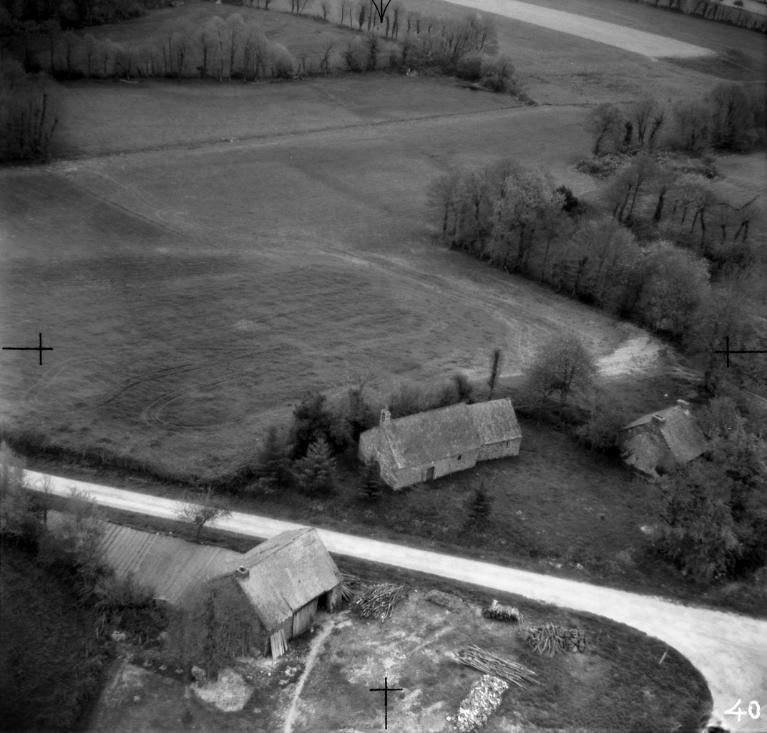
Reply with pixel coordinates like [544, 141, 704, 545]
[0, 0, 765, 731]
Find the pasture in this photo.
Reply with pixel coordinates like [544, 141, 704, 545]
[1, 5, 764, 474]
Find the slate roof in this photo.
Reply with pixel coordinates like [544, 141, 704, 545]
[380, 402, 480, 469]
[621, 404, 707, 464]
[469, 399, 522, 445]
[229, 528, 342, 631]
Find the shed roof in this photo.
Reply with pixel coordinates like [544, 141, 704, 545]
[95, 521, 238, 605]
[380, 402, 480, 469]
[469, 399, 522, 445]
[622, 404, 707, 464]
[229, 528, 341, 630]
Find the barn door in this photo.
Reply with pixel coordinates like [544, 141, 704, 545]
[292, 599, 318, 638]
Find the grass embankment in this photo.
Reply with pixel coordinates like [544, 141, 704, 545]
[0, 544, 110, 733]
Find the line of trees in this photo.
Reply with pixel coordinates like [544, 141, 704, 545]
[0, 58, 58, 162]
[586, 83, 767, 157]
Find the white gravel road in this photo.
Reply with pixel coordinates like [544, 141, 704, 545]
[444, 0, 715, 58]
[24, 470, 767, 731]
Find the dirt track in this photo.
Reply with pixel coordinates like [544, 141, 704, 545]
[24, 470, 767, 733]
[444, 0, 715, 58]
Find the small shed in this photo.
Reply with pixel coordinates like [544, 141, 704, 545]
[618, 399, 707, 477]
[226, 527, 343, 658]
[358, 398, 522, 490]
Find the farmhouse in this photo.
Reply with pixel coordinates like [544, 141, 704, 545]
[358, 398, 522, 490]
[618, 399, 707, 477]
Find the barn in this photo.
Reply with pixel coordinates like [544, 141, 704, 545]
[222, 527, 343, 658]
[618, 399, 707, 477]
[71, 514, 342, 663]
[358, 398, 522, 490]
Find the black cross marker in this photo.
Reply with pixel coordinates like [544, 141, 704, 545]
[713, 335, 767, 368]
[369, 677, 403, 729]
[2, 332, 54, 366]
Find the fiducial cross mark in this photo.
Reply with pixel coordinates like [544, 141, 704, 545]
[2, 332, 53, 366]
[370, 0, 393, 23]
[713, 335, 767, 368]
[369, 676, 403, 729]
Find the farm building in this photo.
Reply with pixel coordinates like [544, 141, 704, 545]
[618, 399, 707, 477]
[213, 527, 343, 659]
[358, 398, 522, 490]
[63, 514, 342, 661]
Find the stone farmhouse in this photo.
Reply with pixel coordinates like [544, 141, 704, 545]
[358, 398, 522, 490]
[618, 399, 707, 477]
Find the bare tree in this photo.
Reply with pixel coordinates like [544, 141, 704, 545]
[178, 488, 230, 542]
[586, 103, 624, 156]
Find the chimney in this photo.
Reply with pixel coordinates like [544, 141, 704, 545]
[380, 408, 391, 426]
[651, 414, 666, 426]
[235, 566, 249, 579]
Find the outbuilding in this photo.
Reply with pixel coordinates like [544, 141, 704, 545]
[618, 399, 707, 477]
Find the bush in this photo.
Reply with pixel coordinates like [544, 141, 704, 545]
[0, 59, 59, 163]
[456, 53, 482, 81]
[479, 55, 517, 94]
[360, 460, 383, 500]
[293, 437, 336, 495]
[253, 425, 291, 488]
[270, 42, 294, 78]
[575, 405, 624, 454]
[290, 391, 346, 458]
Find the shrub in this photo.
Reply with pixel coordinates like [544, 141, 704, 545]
[360, 460, 383, 500]
[456, 53, 482, 81]
[270, 42, 294, 78]
[253, 425, 291, 488]
[575, 405, 624, 454]
[479, 54, 516, 94]
[294, 436, 336, 495]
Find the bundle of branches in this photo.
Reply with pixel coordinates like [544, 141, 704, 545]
[340, 572, 363, 604]
[525, 624, 586, 656]
[482, 599, 523, 624]
[456, 674, 508, 733]
[453, 644, 537, 688]
[352, 583, 408, 621]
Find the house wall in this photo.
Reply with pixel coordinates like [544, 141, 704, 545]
[388, 450, 479, 490]
[477, 437, 522, 462]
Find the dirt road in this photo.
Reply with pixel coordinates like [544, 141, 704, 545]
[444, 0, 715, 58]
[24, 469, 767, 731]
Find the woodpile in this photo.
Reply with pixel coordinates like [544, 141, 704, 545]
[525, 624, 586, 656]
[455, 674, 508, 733]
[340, 572, 362, 604]
[481, 599, 522, 624]
[352, 583, 408, 621]
[453, 644, 537, 688]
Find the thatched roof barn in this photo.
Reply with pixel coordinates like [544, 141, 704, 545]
[358, 398, 522, 490]
[618, 399, 707, 477]
[73, 515, 342, 665]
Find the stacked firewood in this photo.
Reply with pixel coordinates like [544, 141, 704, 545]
[481, 599, 523, 624]
[525, 624, 586, 656]
[453, 645, 537, 688]
[352, 583, 408, 621]
[455, 674, 508, 733]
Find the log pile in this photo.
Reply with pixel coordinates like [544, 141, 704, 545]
[481, 599, 522, 624]
[525, 624, 586, 656]
[453, 645, 537, 688]
[455, 674, 508, 733]
[352, 583, 408, 621]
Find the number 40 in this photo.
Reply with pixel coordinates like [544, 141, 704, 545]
[724, 699, 761, 721]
